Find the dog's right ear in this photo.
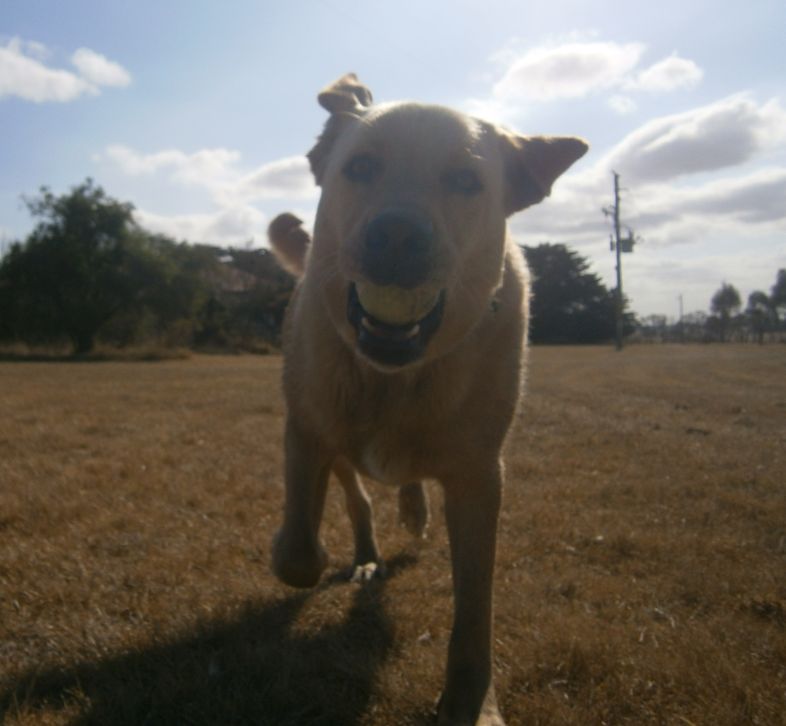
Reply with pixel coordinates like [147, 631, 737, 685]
[308, 74, 373, 185]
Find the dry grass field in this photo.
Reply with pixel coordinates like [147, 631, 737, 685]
[1, 345, 784, 725]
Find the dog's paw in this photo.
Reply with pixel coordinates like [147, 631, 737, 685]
[349, 560, 386, 584]
[398, 482, 430, 538]
[271, 530, 328, 589]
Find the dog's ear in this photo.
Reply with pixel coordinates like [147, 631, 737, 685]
[308, 74, 374, 185]
[317, 73, 373, 114]
[498, 132, 588, 215]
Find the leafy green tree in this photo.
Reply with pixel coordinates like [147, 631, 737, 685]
[0, 180, 171, 353]
[710, 282, 741, 343]
[95, 235, 217, 348]
[746, 291, 771, 345]
[682, 311, 711, 343]
[220, 247, 294, 344]
[144, 238, 217, 337]
[523, 243, 634, 344]
[0, 180, 295, 354]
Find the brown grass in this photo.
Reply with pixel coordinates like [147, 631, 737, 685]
[1, 346, 784, 725]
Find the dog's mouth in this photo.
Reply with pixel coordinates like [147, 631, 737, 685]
[347, 283, 445, 368]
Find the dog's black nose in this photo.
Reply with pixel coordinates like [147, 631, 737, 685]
[363, 210, 434, 288]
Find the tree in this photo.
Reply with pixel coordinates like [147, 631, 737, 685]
[682, 311, 711, 342]
[522, 243, 634, 344]
[95, 235, 217, 348]
[220, 247, 294, 344]
[0, 188, 297, 354]
[0, 180, 168, 353]
[638, 314, 668, 342]
[710, 282, 741, 343]
[746, 291, 771, 345]
[771, 269, 786, 326]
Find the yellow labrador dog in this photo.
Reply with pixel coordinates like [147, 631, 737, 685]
[269, 74, 586, 726]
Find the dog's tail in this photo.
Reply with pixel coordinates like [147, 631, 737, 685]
[268, 213, 311, 277]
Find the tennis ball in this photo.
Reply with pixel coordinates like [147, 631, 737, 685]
[356, 281, 441, 325]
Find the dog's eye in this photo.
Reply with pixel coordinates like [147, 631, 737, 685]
[343, 154, 381, 183]
[444, 168, 483, 195]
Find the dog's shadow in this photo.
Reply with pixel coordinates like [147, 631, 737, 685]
[1, 554, 423, 726]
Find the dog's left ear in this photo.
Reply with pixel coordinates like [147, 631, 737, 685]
[499, 132, 588, 216]
[308, 73, 374, 185]
[317, 73, 373, 114]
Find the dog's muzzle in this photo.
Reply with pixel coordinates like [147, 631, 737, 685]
[362, 209, 435, 288]
[347, 283, 445, 368]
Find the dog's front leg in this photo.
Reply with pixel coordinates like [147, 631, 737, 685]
[271, 418, 332, 588]
[438, 463, 505, 726]
[332, 456, 384, 582]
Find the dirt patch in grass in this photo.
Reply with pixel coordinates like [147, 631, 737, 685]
[1, 345, 784, 724]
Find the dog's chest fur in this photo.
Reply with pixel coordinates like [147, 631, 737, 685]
[301, 330, 521, 486]
[286, 246, 529, 487]
[358, 436, 414, 486]
[339, 363, 463, 486]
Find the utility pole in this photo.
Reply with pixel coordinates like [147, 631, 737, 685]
[612, 172, 624, 350]
[678, 294, 684, 343]
[603, 171, 636, 350]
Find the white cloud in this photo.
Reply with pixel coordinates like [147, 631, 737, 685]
[232, 156, 315, 202]
[492, 40, 645, 102]
[687, 168, 786, 225]
[101, 145, 315, 203]
[20, 39, 50, 62]
[513, 163, 786, 257]
[0, 36, 131, 103]
[591, 168, 786, 258]
[510, 94, 786, 258]
[100, 144, 316, 245]
[601, 94, 786, 184]
[617, 245, 786, 318]
[512, 164, 786, 316]
[0, 37, 94, 102]
[103, 145, 241, 185]
[629, 53, 703, 92]
[71, 48, 131, 88]
[135, 205, 267, 245]
[473, 37, 704, 122]
[102, 145, 180, 174]
[608, 95, 637, 115]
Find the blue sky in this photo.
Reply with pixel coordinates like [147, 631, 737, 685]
[1, 0, 785, 318]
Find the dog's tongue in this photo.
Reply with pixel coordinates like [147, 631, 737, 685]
[361, 316, 420, 341]
[355, 281, 441, 325]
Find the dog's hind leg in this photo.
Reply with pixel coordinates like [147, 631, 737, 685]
[398, 481, 430, 538]
[271, 419, 331, 588]
[333, 457, 384, 582]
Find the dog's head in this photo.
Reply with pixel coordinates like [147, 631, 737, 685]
[305, 73, 587, 370]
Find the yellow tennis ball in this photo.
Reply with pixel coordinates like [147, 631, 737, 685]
[356, 281, 441, 325]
